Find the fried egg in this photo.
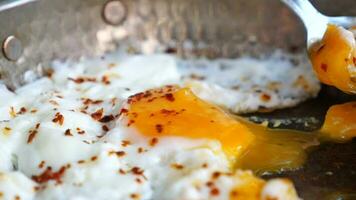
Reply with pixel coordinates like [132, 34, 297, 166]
[0, 51, 310, 200]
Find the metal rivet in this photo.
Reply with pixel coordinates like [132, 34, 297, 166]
[2, 36, 22, 61]
[102, 0, 127, 26]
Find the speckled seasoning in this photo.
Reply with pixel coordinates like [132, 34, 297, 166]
[0, 51, 314, 199]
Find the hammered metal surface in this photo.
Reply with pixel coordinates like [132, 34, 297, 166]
[0, 0, 355, 88]
[0, 0, 307, 88]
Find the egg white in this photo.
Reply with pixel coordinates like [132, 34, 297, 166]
[0, 51, 304, 200]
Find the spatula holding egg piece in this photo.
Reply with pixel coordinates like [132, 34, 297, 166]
[282, 0, 356, 93]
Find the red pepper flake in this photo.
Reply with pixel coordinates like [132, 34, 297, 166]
[52, 112, 64, 125]
[17, 107, 27, 115]
[99, 115, 115, 123]
[76, 128, 86, 135]
[353, 57, 356, 66]
[137, 147, 144, 153]
[91, 108, 104, 120]
[77, 160, 85, 164]
[202, 163, 208, 168]
[121, 140, 131, 147]
[116, 151, 126, 157]
[206, 181, 214, 187]
[189, 73, 206, 80]
[130, 112, 138, 118]
[321, 63, 328, 72]
[131, 167, 144, 176]
[27, 130, 38, 144]
[316, 44, 325, 53]
[130, 193, 140, 200]
[109, 151, 126, 157]
[35, 123, 41, 129]
[210, 187, 220, 196]
[64, 129, 73, 136]
[90, 156, 98, 161]
[155, 124, 163, 133]
[68, 77, 96, 84]
[118, 168, 126, 174]
[31, 166, 67, 184]
[82, 98, 103, 105]
[119, 108, 129, 116]
[135, 178, 142, 184]
[260, 93, 271, 102]
[149, 137, 159, 147]
[101, 75, 111, 85]
[102, 125, 109, 132]
[96, 132, 107, 138]
[212, 171, 221, 179]
[38, 161, 46, 169]
[171, 163, 184, 170]
[127, 120, 135, 127]
[30, 109, 38, 113]
[160, 109, 176, 115]
[230, 190, 238, 198]
[44, 68, 54, 78]
[147, 97, 157, 103]
[164, 93, 175, 102]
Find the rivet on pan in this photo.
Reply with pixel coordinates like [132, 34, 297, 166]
[2, 36, 23, 61]
[102, 0, 127, 26]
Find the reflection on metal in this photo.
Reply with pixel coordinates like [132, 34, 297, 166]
[0, 0, 36, 12]
[2, 35, 22, 61]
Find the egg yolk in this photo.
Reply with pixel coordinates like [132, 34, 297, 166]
[320, 101, 356, 142]
[235, 120, 317, 175]
[309, 24, 356, 94]
[122, 86, 255, 162]
[229, 171, 265, 200]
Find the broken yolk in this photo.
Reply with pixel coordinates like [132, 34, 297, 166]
[320, 101, 356, 142]
[235, 119, 317, 175]
[309, 24, 356, 94]
[122, 86, 317, 174]
[122, 86, 255, 162]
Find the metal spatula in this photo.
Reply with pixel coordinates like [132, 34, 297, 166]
[282, 0, 356, 48]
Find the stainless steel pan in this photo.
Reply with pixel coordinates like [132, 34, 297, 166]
[0, 0, 355, 199]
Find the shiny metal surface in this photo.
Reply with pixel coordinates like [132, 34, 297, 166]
[102, 0, 127, 26]
[2, 35, 23, 61]
[282, 0, 356, 47]
[0, 0, 307, 88]
[0, 0, 355, 199]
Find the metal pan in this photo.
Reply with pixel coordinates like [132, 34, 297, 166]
[0, 0, 355, 199]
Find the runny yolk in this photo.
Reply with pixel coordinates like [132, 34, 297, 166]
[122, 86, 318, 174]
[235, 119, 317, 175]
[309, 24, 356, 94]
[320, 101, 356, 142]
[122, 86, 255, 163]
